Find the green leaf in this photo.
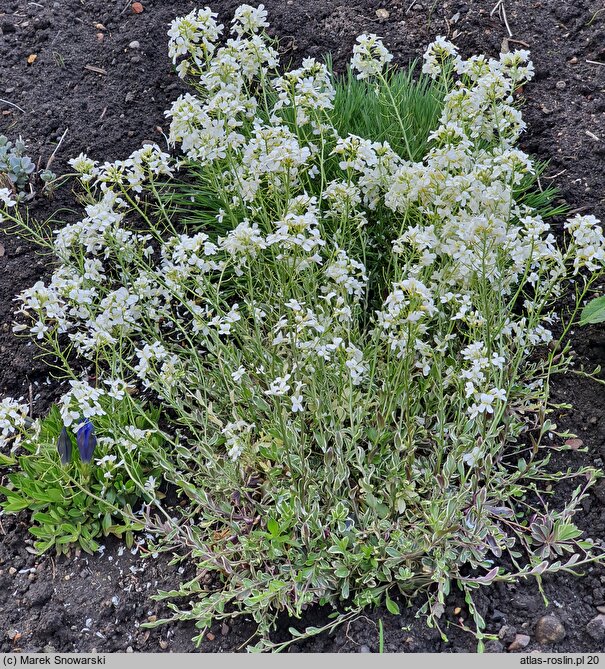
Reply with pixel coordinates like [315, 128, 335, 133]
[267, 518, 280, 537]
[385, 594, 400, 615]
[580, 296, 605, 325]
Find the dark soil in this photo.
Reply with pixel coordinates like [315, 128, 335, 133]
[1, 0, 604, 654]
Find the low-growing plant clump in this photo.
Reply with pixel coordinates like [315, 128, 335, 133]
[1, 3, 604, 651]
[0, 134, 57, 200]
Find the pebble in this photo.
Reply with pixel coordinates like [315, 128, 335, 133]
[586, 614, 605, 641]
[206, 632, 215, 641]
[534, 615, 566, 644]
[569, 56, 578, 64]
[484, 640, 504, 653]
[159, 640, 168, 650]
[8, 567, 16, 575]
[508, 633, 530, 651]
[375, 8, 389, 19]
[555, 80, 567, 90]
[125, 92, 136, 102]
[498, 624, 517, 644]
[359, 645, 371, 653]
[129, 40, 140, 49]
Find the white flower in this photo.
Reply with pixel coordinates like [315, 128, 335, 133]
[222, 420, 254, 460]
[231, 365, 246, 382]
[422, 36, 460, 78]
[167, 8, 223, 64]
[462, 446, 482, 467]
[265, 374, 292, 396]
[0, 188, 16, 209]
[231, 4, 269, 36]
[291, 383, 304, 413]
[350, 34, 393, 80]
[144, 475, 157, 492]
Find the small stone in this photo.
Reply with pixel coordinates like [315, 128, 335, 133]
[492, 609, 507, 622]
[159, 640, 168, 650]
[359, 645, 371, 653]
[126, 647, 133, 653]
[569, 56, 578, 64]
[129, 40, 140, 49]
[206, 632, 215, 641]
[508, 634, 530, 651]
[534, 615, 566, 645]
[147, 615, 157, 623]
[375, 8, 389, 19]
[555, 80, 567, 90]
[125, 91, 136, 103]
[221, 622, 229, 636]
[96, 32, 104, 43]
[586, 615, 605, 641]
[8, 567, 16, 575]
[131, 2, 144, 13]
[484, 640, 504, 653]
[498, 624, 517, 644]
[130, 55, 142, 64]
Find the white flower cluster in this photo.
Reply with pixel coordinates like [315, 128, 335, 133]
[2, 6, 603, 477]
[0, 398, 30, 451]
[351, 34, 393, 80]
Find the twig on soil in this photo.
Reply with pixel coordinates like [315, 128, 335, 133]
[84, 64, 107, 76]
[99, 106, 108, 121]
[508, 38, 530, 48]
[28, 383, 33, 418]
[567, 205, 593, 216]
[543, 169, 567, 180]
[491, 0, 513, 37]
[586, 60, 605, 67]
[120, 0, 134, 16]
[46, 127, 69, 171]
[0, 98, 26, 113]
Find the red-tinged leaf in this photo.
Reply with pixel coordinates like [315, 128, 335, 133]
[565, 438, 583, 450]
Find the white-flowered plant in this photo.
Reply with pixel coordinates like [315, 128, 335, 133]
[1, 5, 604, 652]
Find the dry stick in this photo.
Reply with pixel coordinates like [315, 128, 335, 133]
[586, 60, 605, 66]
[543, 169, 567, 180]
[491, 0, 513, 37]
[46, 127, 69, 171]
[0, 98, 26, 113]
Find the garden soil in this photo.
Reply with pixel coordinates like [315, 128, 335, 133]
[1, 0, 604, 654]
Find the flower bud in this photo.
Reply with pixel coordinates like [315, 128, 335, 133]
[57, 427, 72, 465]
[76, 420, 97, 464]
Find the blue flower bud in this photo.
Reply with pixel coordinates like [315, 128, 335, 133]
[57, 427, 72, 465]
[76, 420, 97, 464]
